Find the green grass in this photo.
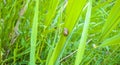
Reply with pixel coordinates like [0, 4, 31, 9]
[75, 0, 92, 64]
[30, 0, 39, 65]
[0, 0, 120, 65]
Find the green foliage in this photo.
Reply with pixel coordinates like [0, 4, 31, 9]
[100, 0, 120, 41]
[44, 0, 59, 26]
[0, 0, 120, 65]
[30, 0, 39, 65]
[100, 33, 120, 47]
[48, 0, 87, 65]
[75, 0, 92, 65]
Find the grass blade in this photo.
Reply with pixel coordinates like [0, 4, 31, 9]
[44, 0, 59, 26]
[75, 0, 92, 65]
[99, 33, 120, 47]
[30, 0, 39, 65]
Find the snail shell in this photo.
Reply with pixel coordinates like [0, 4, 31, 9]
[63, 28, 69, 36]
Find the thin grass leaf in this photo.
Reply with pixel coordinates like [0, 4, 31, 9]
[44, 0, 59, 27]
[99, 33, 120, 47]
[30, 0, 39, 65]
[100, 0, 120, 41]
[64, 0, 86, 32]
[75, 0, 92, 65]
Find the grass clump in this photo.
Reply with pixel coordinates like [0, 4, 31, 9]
[0, 0, 120, 65]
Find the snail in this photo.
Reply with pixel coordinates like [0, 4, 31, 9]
[63, 28, 69, 36]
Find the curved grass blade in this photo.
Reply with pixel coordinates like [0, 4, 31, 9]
[30, 0, 39, 65]
[99, 33, 120, 47]
[75, 0, 92, 65]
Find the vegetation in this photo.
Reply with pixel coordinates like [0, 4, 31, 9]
[0, 0, 120, 65]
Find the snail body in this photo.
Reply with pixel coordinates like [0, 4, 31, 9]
[63, 28, 69, 36]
